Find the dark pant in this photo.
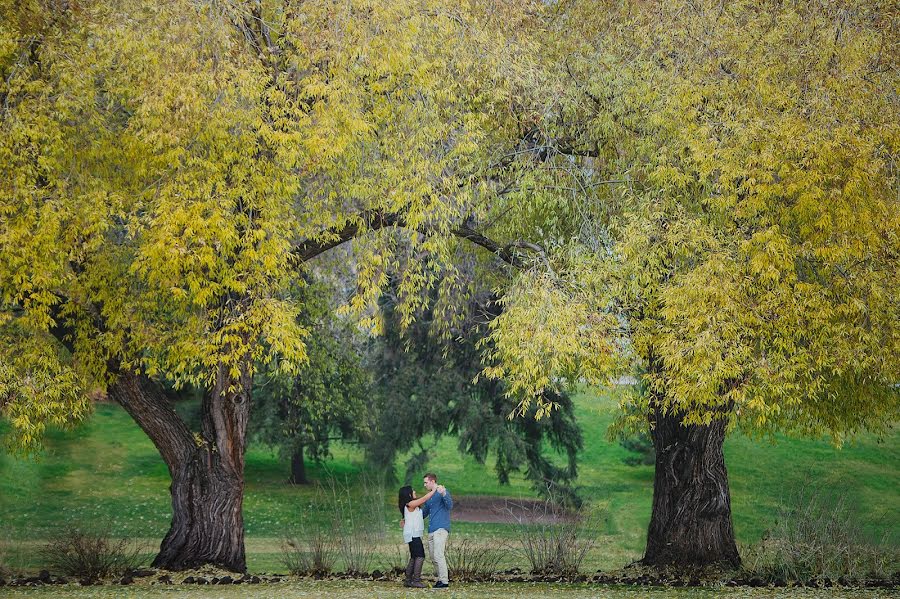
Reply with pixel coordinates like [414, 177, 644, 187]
[408, 536, 425, 558]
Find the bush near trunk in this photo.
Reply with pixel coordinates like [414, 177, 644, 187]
[507, 497, 605, 576]
[741, 484, 899, 584]
[0, 541, 8, 577]
[39, 526, 144, 580]
[281, 532, 336, 576]
[281, 475, 386, 576]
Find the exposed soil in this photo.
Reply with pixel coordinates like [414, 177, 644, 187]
[450, 496, 574, 524]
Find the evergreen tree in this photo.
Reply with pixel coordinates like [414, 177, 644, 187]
[251, 279, 370, 485]
[367, 291, 583, 505]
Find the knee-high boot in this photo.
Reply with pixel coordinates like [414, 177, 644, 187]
[409, 557, 426, 588]
[403, 557, 416, 587]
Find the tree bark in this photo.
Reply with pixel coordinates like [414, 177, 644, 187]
[289, 445, 308, 484]
[642, 401, 740, 569]
[108, 362, 252, 572]
[153, 440, 246, 571]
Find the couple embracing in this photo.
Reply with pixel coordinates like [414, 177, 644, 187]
[398, 472, 453, 589]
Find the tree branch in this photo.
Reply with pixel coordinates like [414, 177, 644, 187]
[13, 294, 197, 473]
[451, 224, 538, 269]
[108, 370, 196, 476]
[292, 211, 402, 263]
[293, 210, 542, 270]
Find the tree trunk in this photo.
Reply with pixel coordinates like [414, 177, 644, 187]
[289, 445, 308, 484]
[153, 442, 246, 571]
[109, 362, 251, 572]
[642, 402, 740, 568]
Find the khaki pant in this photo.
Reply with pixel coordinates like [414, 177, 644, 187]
[427, 528, 449, 584]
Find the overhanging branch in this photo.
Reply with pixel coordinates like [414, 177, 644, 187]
[292, 211, 402, 263]
[451, 224, 539, 269]
[293, 210, 542, 270]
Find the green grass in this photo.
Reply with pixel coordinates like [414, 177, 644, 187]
[1, 389, 897, 574]
[0, 580, 895, 598]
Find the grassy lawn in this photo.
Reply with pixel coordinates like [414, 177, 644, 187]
[1, 388, 897, 574]
[1, 581, 897, 599]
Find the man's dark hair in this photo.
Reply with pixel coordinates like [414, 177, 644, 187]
[424, 473, 438, 483]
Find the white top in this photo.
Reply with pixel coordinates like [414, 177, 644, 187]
[402, 505, 425, 544]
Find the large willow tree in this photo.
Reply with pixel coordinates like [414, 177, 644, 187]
[482, 0, 899, 567]
[0, 0, 540, 571]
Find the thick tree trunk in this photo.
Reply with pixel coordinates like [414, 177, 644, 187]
[642, 402, 740, 568]
[289, 445, 308, 484]
[153, 443, 246, 571]
[109, 362, 252, 572]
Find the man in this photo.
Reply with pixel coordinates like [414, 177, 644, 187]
[420, 472, 452, 589]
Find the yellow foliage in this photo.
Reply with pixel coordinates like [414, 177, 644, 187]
[483, 0, 899, 437]
[0, 0, 547, 450]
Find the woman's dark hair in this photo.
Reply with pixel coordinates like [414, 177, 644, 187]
[398, 485, 414, 516]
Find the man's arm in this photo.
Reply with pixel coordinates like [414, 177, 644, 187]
[441, 489, 453, 510]
[420, 501, 430, 518]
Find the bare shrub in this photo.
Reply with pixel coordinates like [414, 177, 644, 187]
[282, 481, 338, 576]
[337, 529, 377, 575]
[325, 472, 386, 574]
[742, 483, 899, 583]
[281, 530, 336, 576]
[0, 528, 20, 578]
[446, 536, 508, 581]
[507, 496, 602, 576]
[39, 526, 143, 579]
[379, 544, 408, 576]
[0, 540, 8, 577]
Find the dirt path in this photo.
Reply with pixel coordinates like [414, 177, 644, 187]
[450, 496, 573, 524]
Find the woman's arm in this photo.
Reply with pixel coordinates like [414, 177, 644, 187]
[406, 489, 435, 511]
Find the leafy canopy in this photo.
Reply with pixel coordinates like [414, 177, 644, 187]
[481, 0, 899, 441]
[0, 0, 544, 453]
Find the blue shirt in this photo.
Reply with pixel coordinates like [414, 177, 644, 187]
[420, 489, 453, 533]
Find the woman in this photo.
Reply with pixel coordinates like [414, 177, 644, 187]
[398, 484, 435, 588]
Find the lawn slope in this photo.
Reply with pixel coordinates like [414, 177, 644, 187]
[1, 389, 896, 572]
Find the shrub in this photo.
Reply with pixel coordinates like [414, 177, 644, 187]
[326, 473, 385, 574]
[281, 531, 336, 576]
[742, 483, 899, 583]
[446, 536, 508, 581]
[283, 471, 388, 576]
[39, 526, 143, 580]
[381, 544, 408, 576]
[507, 497, 602, 576]
[0, 541, 8, 577]
[0, 528, 16, 577]
[337, 529, 377, 575]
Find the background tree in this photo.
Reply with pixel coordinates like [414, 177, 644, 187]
[617, 387, 655, 468]
[366, 287, 584, 505]
[251, 278, 370, 485]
